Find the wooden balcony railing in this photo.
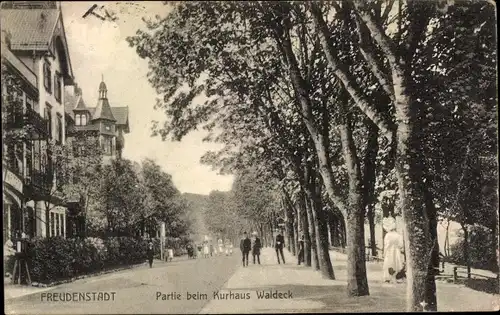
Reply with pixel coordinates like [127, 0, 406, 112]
[25, 168, 53, 196]
[5, 109, 49, 139]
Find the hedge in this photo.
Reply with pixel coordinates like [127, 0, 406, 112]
[24, 236, 159, 284]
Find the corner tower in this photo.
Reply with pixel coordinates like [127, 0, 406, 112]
[93, 76, 116, 161]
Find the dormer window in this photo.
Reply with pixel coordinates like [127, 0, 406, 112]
[75, 114, 81, 126]
[81, 114, 87, 126]
[43, 62, 52, 94]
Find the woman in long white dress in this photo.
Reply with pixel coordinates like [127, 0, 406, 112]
[203, 242, 210, 258]
[382, 217, 405, 283]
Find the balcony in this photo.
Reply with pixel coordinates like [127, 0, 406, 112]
[24, 168, 54, 200]
[25, 109, 50, 139]
[5, 109, 49, 140]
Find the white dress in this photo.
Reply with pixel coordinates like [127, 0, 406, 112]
[383, 231, 405, 282]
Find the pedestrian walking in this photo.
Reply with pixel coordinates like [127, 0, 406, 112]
[197, 243, 203, 258]
[275, 231, 285, 264]
[218, 238, 224, 255]
[187, 243, 195, 259]
[204, 242, 210, 258]
[146, 241, 154, 268]
[297, 234, 305, 265]
[209, 241, 214, 257]
[382, 217, 405, 283]
[240, 231, 251, 267]
[167, 248, 174, 262]
[251, 232, 262, 265]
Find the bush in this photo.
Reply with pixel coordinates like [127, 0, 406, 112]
[26, 236, 153, 284]
[449, 225, 498, 272]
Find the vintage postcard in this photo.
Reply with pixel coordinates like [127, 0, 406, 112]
[2, 1, 498, 314]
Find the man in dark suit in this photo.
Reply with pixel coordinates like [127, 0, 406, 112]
[251, 232, 262, 265]
[275, 231, 285, 264]
[240, 231, 251, 267]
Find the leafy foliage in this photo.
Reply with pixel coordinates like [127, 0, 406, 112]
[26, 236, 153, 284]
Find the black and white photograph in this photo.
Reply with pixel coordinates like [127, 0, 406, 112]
[2, 0, 498, 313]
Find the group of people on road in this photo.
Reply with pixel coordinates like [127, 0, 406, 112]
[239, 231, 286, 267]
[189, 238, 233, 259]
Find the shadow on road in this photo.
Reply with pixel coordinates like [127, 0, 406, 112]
[223, 283, 405, 312]
[461, 278, 499, 295]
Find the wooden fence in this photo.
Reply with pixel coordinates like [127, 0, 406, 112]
[332, 246, 499, 284]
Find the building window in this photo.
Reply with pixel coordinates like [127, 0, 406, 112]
[102, 136, 113, 155]
[75, 114, 81, 126]
[43, 62, 52, 94]
[6, 143, 16, 172]
[25, 140, 32, 180]
[6, 90, 24, 127]
[56, 213, 60, 236]
[56, 114, 63, 144]
[45, 104, 52, 139]
[81, 114, 87, 126]
[50, 212, 55, 237]
[33, 140, 41, 172]
[54, 71, 62, 102]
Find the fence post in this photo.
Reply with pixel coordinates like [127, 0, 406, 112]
[453, 267, 458, 283]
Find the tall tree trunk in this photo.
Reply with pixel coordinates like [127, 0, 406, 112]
[294, 204, 300, 257]
[299, 192, 312, 266]
[270, 222, 275, 247]
[444, 220, 450, 256]
[367, 209, 377, 257]
[423, 184, 439, 311]
[349, 1, 436, 309]
[305, 195, 319, 270]
[395, 110, 431, 311]
[339, 217, 347, 248]
[329, 212, 336, 247]
[362, 119, 379, 257]
[306, 169, 335, 279]
[462, 224, 471, 279]
[339, 113, 369, 296]
[259, 223, 266, 249]
[283, 193, 297, 255]
[290, 214, 296, 255]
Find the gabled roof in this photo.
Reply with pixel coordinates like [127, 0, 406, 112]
[1, 8, 74, 84]
[74, 96, 88, 110]
[111, 107, 129, 126]
[0, 9, 59, 51]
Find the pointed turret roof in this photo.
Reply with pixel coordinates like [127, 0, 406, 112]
[93, 98, 116, 121]
[92, 77, 116, 122]
[74, 96, 87, 110]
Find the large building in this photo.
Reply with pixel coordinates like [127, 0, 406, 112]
[2, 2, 75, 240]
[64, 79, 130, 163]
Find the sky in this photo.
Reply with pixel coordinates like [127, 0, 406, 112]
[60, 2, 233, 195]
